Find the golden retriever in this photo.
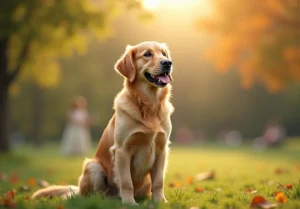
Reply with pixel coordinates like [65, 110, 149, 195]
[32, 41, 174, 205]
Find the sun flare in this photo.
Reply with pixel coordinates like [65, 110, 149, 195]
[142, 0, 161, 10]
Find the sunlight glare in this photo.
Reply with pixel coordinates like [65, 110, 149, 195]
[143, 0, 161, 10]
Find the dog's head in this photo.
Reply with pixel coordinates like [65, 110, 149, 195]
[115, 41, 173, 88]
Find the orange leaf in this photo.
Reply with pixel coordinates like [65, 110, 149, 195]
[28, 178, 36, 186]
[286, 184, 293, 190]
[5, 191, 14, 200]
[275, 192, 287, 203]
[175, 182, 182, 188]
[168, 182, 181, 188]
[186, 176, 193, 184]
[0, 197, 16, 208]
[274, 168, 288, 174]
[250, 196, 277, 208]
[24, 196, 30, 200]
[56, 205, 65, 209]
[195, 187, 204, 193]
[250, 196, 266, 207]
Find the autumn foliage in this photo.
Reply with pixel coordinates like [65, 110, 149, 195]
[198, 0, 300, 91]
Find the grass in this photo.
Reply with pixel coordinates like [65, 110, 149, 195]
[1, 138, 300, 209]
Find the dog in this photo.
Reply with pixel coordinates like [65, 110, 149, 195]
[32, 41, 174, 205]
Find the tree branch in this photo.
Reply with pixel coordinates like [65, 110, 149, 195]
[7, 41, 30, 84]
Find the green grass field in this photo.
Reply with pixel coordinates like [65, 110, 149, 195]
[1, 139, 300, 209]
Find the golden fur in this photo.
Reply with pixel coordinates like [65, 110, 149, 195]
[32, 41, 174, 205]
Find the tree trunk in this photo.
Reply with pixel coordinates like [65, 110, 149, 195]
[32, 84, 43, 146]
[0, 37, 11, 152]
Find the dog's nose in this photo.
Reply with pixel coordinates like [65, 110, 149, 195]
[161, 60, 172, 68]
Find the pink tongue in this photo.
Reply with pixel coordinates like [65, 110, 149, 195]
[157, 75, 170, 84]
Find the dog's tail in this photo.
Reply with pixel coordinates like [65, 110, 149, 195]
[31, 185, 79, 199]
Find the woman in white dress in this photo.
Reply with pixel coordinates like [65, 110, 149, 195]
[61, 96, 92, 156]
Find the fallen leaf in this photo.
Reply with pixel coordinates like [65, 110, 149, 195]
[5, 191, 14, 200]
[0, 197, 16, 208]
[250, 196, 277, 208]
[274, 191, 281, 197]
[274, 168, 288, 174]
[175, 182, 181, 188]
[28, 178, 36, 186]
[168, 182, 175, 188]
[9, 175, 19, 185]
[24, 196, 30, 200]
[286, 184, 293, 190]
[186, 176, 193, 184]
[38, 180, 50, 188]
[246, 188, 258, 194]
[275, 192, 287, 203]
[195, 170, 215, 181]
[168, 182, 181, 188]
[195, 187, 204, 193]
[56, 205, 65, 209]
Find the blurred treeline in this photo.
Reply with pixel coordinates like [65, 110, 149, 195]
[10, 1, 300, 143]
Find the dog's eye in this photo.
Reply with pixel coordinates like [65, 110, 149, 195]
[144, 52, 152, 57]
[162, 51, 167, 56]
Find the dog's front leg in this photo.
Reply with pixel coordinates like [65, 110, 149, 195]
[151, 150, 168, 203]
[115, 148, 137, 205]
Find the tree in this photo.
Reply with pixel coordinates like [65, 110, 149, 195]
[0, 0, 148, 152]
[197, 0, 300, 92]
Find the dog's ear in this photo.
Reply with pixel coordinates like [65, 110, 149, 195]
[115, 45, 136, 82]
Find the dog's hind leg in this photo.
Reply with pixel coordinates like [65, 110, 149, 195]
[78, 158, 106, 196]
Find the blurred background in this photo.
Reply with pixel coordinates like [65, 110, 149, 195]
[1, 0, 300, 152]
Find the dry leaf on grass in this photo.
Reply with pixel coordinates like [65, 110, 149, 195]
[246, 188, 258, 194]
[195, 187, 205, 193]
[28, 178, 36, 186]
[56, 205, 65, 209]
[195, 170, 215, 181]
[0, 191, 16, 208]
[38, 180, 50, 188]
[274, 168, 288, 175]
[250, 196, 277, 209]
[286, 184, 293, 190]
[275, 192, 287, 203]
[5, 191, 14, 200]
[168, 182, 182, 188]
[186, 176, 193, 184]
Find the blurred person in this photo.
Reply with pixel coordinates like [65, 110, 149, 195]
[253, 119, 286, 150]
[218, 129, 243, 147]
[263, 120, 286, 147]
[60, 96, 92, 156]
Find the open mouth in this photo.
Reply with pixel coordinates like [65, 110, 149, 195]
[144, 71, 172, 87]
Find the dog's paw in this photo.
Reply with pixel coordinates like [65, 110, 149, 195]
[122, 199, 138, 205]
[153, 193, 168, 203]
